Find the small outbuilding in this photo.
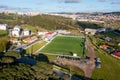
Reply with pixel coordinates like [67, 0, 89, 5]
[12, 25, 21, 37]
[73, 53, 77, 57]
[23, 29, 31, 36]
[113, 51, 120, 57]
[100, 45, 110, 50]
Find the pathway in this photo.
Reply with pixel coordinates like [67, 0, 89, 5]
[52, 36, 96, 79]
[84, 37, 96, 78]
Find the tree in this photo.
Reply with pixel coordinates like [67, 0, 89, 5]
[32, 62, 53, 80]
[0, 38, 8, 53]
[0, 63, 35, 80]
[4, 51, 21, 59]
[0, 56, 14, 64]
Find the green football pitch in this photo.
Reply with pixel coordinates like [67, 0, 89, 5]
[41, 36, 85, 56]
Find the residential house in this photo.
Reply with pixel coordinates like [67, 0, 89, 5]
[23, 29, 31, 36]
[30, 36, 38, 43]
[100, 45, 110, 49]
[113, 51, 120, 57]
[12, 25, 21, 37]
[22, 37, 31, 43]
[44, 32, 57, 41]
[0, 24, 9, 30]
[38, 32, 47, 36]
[104, 37, 112, 42]
[100, 44, 114, 53]
[85, 28, 97, 35]
[45, 32, 54, 36]
[23, 36, 38, 43]
[10, 37, 19, 43]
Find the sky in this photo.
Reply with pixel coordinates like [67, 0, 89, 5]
[0, 0, 120, 13]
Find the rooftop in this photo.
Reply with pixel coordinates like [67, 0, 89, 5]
[100, 45, 110, 49]
[113, 51, 120, 57]
[14, 25, 21, 29]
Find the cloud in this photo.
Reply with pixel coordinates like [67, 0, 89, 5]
[0, 4, 8, 9]
[97, 0, 108, 2]
[36, 1, 44, 5]
[64, 0, 82, 3]
[57, 5, 76, 9]
[56, 0, 82, 3]
[0, 4, 31, 12]
[111, 1, 120, 4]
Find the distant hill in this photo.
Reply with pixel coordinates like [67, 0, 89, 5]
[23, 14, 79, 30]
[0, 12, 119, 31]
[103, 12, 120, 15]
[0, 13, 79, 31]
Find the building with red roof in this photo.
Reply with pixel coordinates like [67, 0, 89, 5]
[45, 32, 54, 36]
[10, 37, 19, 43]
[113, 51, 120, 57]
[23, 37, 31, 43]
[100, 45, 110, 50]
[44, 32, 57, 41]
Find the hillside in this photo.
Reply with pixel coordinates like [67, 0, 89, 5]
[0, 13, 119, 31]
[0, 13, 79, 31]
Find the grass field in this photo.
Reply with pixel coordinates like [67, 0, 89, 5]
[92, 50, 120, 80]
[88, 36, 120, 80]
[0, 30, 8, 36]
[26, 41, 47, 54]
[41, 36, 85, 56]
[0, 30, 8, 40]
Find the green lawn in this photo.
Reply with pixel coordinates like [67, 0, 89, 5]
[0, 30, 8, 36]
[45, 54, 57, 61]
[26, 41, 47, 54]
[0, 30, 8, 41]
[89, 36, 120, 80]
[21, 25, 37, 32]
[92, 50, 120, 80]
[41, 36, 85, 56]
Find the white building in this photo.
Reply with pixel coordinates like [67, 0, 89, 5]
[12, 25, 21, 37]
[85, 28, 97, 35]
[38, 32, 47, 36]
[44, 32, 57, 41]
[10, 38, 19, 44]
[23, 29, 31, 36]
[0, 24, 9, 30]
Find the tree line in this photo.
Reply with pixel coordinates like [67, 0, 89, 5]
[0, 51, 60, 80]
